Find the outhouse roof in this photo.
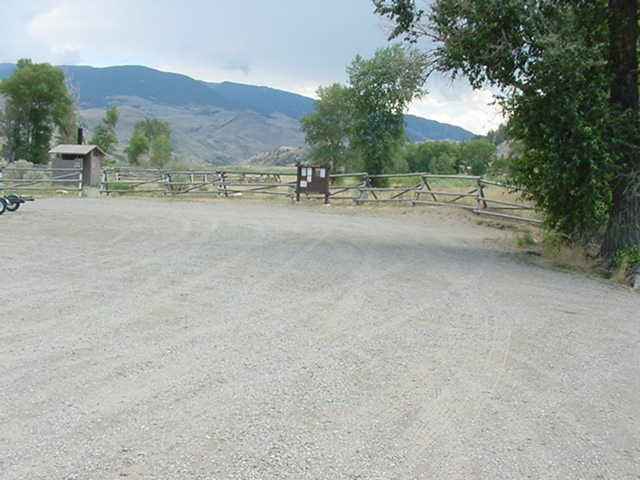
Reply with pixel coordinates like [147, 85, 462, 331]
[49, 144, 106, 156]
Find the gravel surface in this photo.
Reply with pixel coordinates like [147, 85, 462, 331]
[1, 197, 638, 479]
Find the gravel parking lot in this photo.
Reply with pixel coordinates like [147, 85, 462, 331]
[1, 197, 638, 479]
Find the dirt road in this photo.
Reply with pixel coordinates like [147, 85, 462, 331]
[1, 198, 638, 479]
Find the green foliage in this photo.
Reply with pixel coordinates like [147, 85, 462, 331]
[104, 107, 119, 130]
[614, 244, 640, 270]
[150, 133, 171, 167]
[91, 124, 118, 153]
[375, 0, 640, 250]
[399, 138, 497, 175]
[126, 133, 150, 165]
[402, 141, 458, 173]
[348, 45, 428, 178]
[301, 45, 427, 179]
[126, 118, 172, 166]
[485, 124, 508, 146]
[430, 154, 457, 174]
[488, 155, 511, 177]
[373, 0, 426, 42]
[2, 159, 47, 180]
[107, 182, 135, 191]
[516, 231, 536, 248]
[458, 138, 497, 176]
[133, 118, 171, 140]
[0, 58, 74, 164]
[91, 106, 119, 154]
[300, 84, 358, 171]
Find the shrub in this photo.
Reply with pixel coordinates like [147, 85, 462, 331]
[614, 244, 640, 271]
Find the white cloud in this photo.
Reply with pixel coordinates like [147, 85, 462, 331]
[2, 0, 503, 133]
[409, 79, 505, 134]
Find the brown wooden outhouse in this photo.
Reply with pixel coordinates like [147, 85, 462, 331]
[49, 144, 105, 186]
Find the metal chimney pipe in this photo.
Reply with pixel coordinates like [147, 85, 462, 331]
[77, 127, 84, 145]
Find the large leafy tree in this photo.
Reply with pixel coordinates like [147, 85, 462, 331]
[0, 59, 74, 164]
[374, 0, 639, 257]
[91, 106, 119, 154]
[348, 45, 428, 180]
[458, 138, 497, 176]
[401, 138, 497, 175]
[300, 83, 356, 171]
[126, 118, 172, 166]
[403, 140, 458, 173]
[125, 133, 149, 165]
[602, 0, 639, 255]
[150, 132, 171, 167]
[301, 45, 427, 178]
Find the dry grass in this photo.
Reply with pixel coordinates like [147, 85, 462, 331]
[510, 229, 608, 279]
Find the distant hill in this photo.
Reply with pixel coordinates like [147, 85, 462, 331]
[0, 63, 15, 78]
[0, 63, 476, 164]
[404, 115, 475, 143]
[207, 81, 316, 119]
[245, 146, 310, 166]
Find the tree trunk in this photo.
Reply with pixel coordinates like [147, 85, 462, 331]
[601, 0, 640, 257]
[602, 174, 640, 255]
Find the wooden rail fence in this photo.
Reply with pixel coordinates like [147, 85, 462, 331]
[0, 166, 83, 195]
[326, 172, 540, 223]
[101, 167, 540, 224]
[101, 167, 296, 197]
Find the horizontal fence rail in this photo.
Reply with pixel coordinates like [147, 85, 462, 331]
[101, 167, 297, 197]
[0, 166, 83, 195]
[101, 167, 540, 224]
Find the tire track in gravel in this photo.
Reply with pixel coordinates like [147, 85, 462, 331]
[407, 263, 515, 478]
[1, 226, 363, 478]
[2, 198, 639, 480]
[1, 212, 358, 477]
[350, 255, 487, 475]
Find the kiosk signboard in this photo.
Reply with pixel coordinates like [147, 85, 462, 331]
[296, 164, 331, 203]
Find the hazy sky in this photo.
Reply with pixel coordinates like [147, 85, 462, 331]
[0, 0, 503, 134]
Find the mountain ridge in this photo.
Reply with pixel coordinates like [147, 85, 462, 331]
[0, 63, 476, 164]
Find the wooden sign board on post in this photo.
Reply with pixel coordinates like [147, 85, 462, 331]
[296, 164, 331, 204]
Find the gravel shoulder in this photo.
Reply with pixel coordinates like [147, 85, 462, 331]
[1, 197, 638, 479]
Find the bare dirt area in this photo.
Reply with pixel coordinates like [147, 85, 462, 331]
[1, 197, 638, 479]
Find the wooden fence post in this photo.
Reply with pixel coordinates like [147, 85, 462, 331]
[414, 174, 426, 206]
[164, 172, 172, 194]
[220, 172, 229, 197]
[102, 170, 108, 195]
[476, 178, 488, 211]
[355, 172, 368, 205]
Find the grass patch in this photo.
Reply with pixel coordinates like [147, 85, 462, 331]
[611, 244, 640, 284]
[514, 229, 601, 274]
[516, 231, 536, 248]
[541, 232, 598, 273]
[106, 182, 136, 191]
